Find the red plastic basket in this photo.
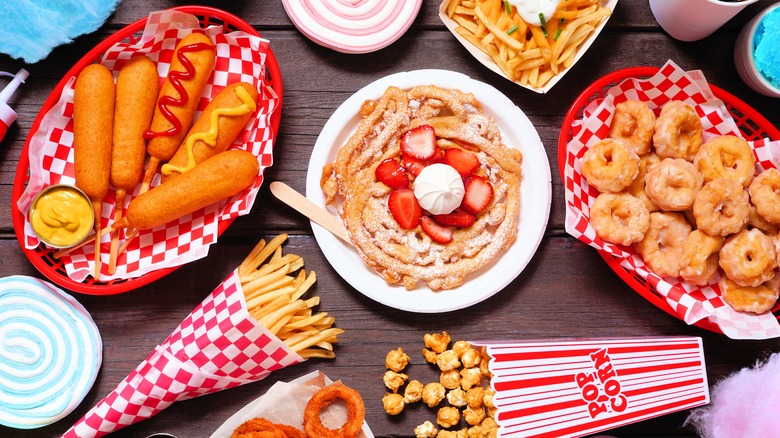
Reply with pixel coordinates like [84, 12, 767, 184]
[10, 6, 283, 295]
[558, 66, 780, 334]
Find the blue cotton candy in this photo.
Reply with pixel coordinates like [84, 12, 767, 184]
[754, 8, 780, 89]
[0, 0, 121, 63]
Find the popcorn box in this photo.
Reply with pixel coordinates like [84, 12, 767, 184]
[475, 337, 709, 438]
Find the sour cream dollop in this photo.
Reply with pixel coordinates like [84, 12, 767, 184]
[413, 163, 465, 215]
[507, 0, 563, 26]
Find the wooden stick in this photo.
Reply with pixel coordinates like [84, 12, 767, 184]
[53, 226, 111, 258]
[268, 182, 350, 243]
[108, 188, 127, 275]
[92, 200, 103, 280]
[117, 228, 139, 255]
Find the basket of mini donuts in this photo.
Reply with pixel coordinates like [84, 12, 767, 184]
[10, 6, 283, 295]
[558, 61, 780, 339]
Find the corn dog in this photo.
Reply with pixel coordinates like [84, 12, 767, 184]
[73, 63, 115, 280]
[114, 149, 258, 231]
[141, 32, 216, 192]
[161, 82, 258, 180]
[108, 55, 159, 274]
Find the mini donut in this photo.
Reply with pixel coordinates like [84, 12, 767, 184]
[746, 204, 779, 235]
[626, 152, 661, 212]
[693, 135, 755, 187]
[644, 158, 703, 211]
[590, 192, 650, 246]
[634, 211, 692, 278]
[652, 101, 703, 161]
[581, 138, 640, 193]
[693, 178, 750, 236]
[679, 230, 724, 286]
[749, 168, 780, 224]
[718, 276, 779, 314]
[719, 228, 777, 287]
[608, 100, 656, 155]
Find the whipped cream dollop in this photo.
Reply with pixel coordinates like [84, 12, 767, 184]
[413, 163, 465, 215]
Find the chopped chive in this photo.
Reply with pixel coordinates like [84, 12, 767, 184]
[504, 0, 511, 14]
[554, 28, 563, 40]
[507, 24, 519, 35]
[539, 13, 548, 37]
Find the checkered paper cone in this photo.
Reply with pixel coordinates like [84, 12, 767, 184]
[562, 59, 780, 340]
[63, 271, 303, 438]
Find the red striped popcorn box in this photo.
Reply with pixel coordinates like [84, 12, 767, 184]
[62, 270, 303, 438]
[476, 337, 709, 438]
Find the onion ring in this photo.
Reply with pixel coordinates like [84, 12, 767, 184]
[303, 383, 365, 438]
[231, 418, 287, 438]
[276, 424, 307, 438]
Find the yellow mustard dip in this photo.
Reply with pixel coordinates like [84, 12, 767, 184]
[30, 186, 93, 247]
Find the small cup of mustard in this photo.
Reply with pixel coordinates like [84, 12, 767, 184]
[29, 184, 94, 248]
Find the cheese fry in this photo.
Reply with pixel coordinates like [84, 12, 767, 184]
[447, 0, 612, 88]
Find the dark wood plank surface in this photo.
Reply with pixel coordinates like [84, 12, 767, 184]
[1, 1, 779, 437]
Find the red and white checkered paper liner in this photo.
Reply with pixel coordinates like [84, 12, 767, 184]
[564, 60, 780, 340]
[16, 10, 280, 283]
[63, 270, 303, 438]
[478, 337, 709, 438]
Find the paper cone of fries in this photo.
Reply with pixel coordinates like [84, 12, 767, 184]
[63, 271, 304, 437]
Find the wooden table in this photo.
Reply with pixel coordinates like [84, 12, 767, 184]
[2, 1, 779, 437]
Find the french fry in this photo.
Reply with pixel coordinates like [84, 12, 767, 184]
[447, 0, 612, 88]
[238, 234, 340, 359]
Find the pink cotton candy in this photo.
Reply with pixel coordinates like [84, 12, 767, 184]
[685, 353, 780, 438]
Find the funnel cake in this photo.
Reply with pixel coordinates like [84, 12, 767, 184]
[321, 85, 522, 290]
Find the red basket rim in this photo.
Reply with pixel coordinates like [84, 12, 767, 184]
[10, 6, 283, 295]
[557, 66, 780, 335]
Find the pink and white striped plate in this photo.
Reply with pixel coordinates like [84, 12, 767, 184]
[281, 0, 423, 54]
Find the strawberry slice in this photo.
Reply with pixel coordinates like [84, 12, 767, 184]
[402, 153, 426, 177]
[400, 125, 437, 160]
[433, 209, 476, 228]
[445, 148, 480, 177]
[388, 189, 422, 229]
[403, 146, 445, 176]
[461, 176, 494, 215]
[430, 146, 446, 164]
[421, 216, 453, 244]
[375, 158, 409, 189]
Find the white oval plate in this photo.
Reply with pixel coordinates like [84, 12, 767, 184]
[305, 69, 551, 313]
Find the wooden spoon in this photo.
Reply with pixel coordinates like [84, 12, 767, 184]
[269, 181, 351, 244]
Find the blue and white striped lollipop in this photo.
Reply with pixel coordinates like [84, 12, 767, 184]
[0, 275, 102, 429]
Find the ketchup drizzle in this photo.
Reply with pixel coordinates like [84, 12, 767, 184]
[144, 42, 215, 140]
